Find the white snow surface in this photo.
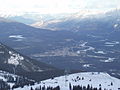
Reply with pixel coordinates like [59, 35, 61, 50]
[100, 58, 115, 63]
[105, 41, 119, 45]
[82, 64, 92, 68]
[114, 24, 119, 28]
[9, 35, 24, 39]
[8, 51, 24, 66]
[94, 51, 106, 54]
[15, 72, 120, 90]
[9, 35, 25, 42]
[0, 70, 18, 88]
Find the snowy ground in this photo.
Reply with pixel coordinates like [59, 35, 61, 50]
[15, 72, 120, 90]
[0, 70, 17, 88]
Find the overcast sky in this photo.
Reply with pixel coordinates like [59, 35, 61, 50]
[0, 0, 119, 15]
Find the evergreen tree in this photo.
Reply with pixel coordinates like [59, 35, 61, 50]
[82, 77, 84, 80]
[111, 82, 113, 86]
[42, 85, 45, 90]
[69, 83, 72, 90]
[83, 86, 87, 90]
[40, 85, 41, 90]
[99, 87, 102, 90]
[87, 84, 90, 90]
[31, 87, 34, 90]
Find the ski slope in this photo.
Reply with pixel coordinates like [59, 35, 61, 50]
[15, 72, 120, 90]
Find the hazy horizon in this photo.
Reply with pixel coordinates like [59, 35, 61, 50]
[0, 0, 120, 15]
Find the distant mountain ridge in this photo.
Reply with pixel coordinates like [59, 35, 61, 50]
[33, 9, 120, 31]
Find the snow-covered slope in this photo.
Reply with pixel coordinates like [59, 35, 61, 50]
[0, 70, 22, 89]
[36, 9, 120, 31]
[0, 70, 35, 89]
[15, 72, 120, 90]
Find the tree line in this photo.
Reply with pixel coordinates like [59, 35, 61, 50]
[30, 84, 105, 90]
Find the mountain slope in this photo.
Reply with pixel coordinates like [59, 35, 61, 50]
[15, 72, 120, 90]
[0, 70, 35, 89]
[0, 70, 17, 89]
[0, 43, 64, 81]
[37, 9, 120, 32]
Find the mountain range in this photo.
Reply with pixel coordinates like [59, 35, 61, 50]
[0, 9, 120, 80]
[33, 9, 120, 31]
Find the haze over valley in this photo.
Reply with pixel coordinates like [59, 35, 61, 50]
[0, 0, 120, 89]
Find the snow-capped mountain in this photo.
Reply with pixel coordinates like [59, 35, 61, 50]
[15, 72, 120, 90]
[0, 12, 74, 25]
[35, 9, 120, 31]
[30, 10, 107, 30]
